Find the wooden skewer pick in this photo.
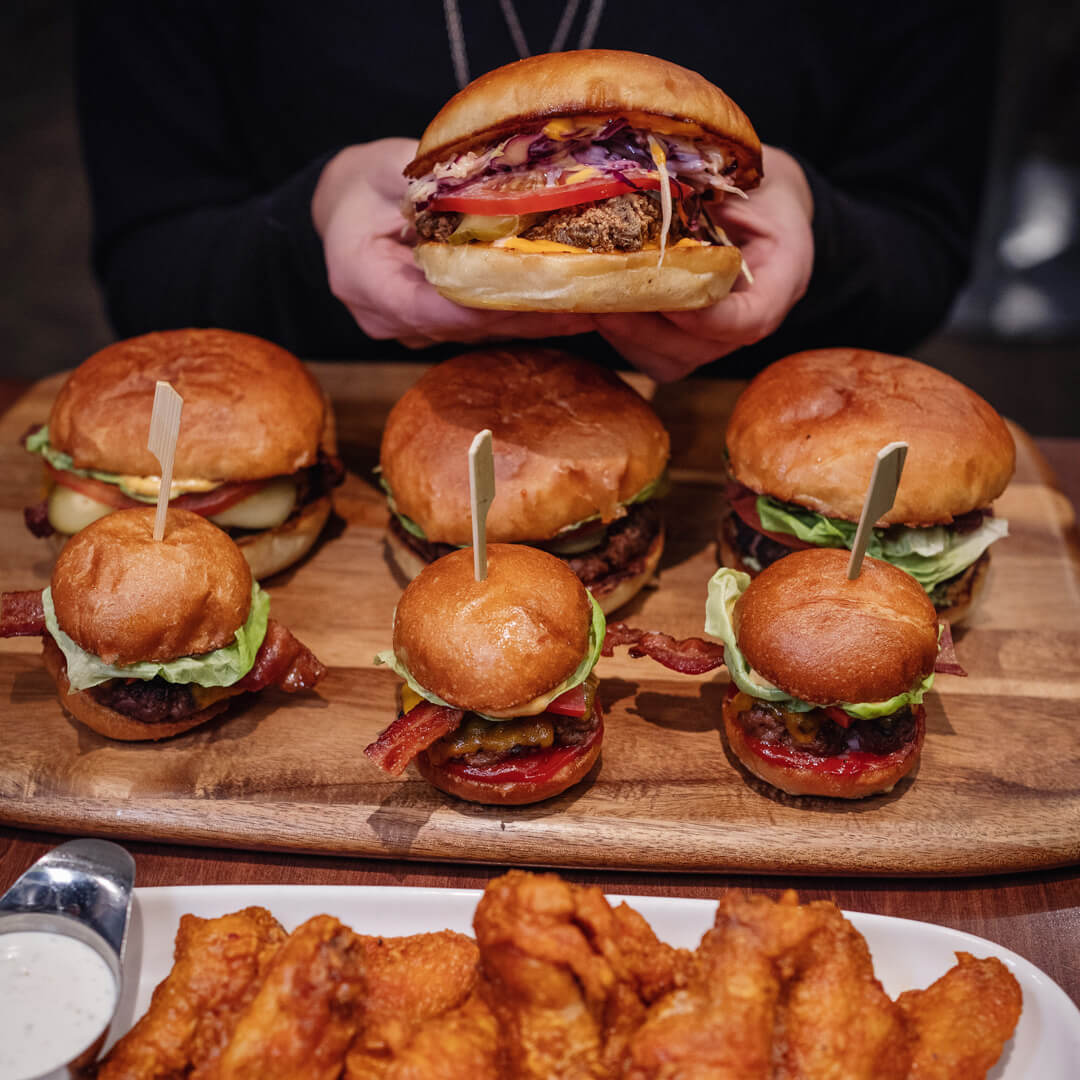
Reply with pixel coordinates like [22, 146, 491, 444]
[847, 441, 908, 580]
[468, 429, 495, 581]
[147, 381, 184, 542]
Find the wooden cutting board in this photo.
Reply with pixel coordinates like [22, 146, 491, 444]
[2, 364, 1078, 876]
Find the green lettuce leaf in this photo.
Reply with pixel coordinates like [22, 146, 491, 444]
[754, 496, 1008, 592]
[25, 425, 159, 502]
[703, 567, 935, 718]
[374, 592, 607, 722]
[43, 583, 270, 692]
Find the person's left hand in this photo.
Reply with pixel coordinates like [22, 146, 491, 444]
[591, 146, 814, 381]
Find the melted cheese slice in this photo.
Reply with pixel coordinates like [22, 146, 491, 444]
[117, 475, 222, 498]
[209, 478, 297, 529]
[492, 236, 591, 254]
[46, 486, 113, 535]
[191, 684, 245, 710]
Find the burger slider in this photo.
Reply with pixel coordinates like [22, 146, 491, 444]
[721, 348, 1015, 622]
[1, 508, 325, 740]
[706, 548, 965, 799]
[404, 49, 761, 312]
[380, 347, 669, 614]
[23, 328, 344, 579]
[365, 543, 606, 805]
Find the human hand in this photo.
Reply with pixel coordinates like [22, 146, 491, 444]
[312, 139, 595, 347]
[591, 146, 814, 380]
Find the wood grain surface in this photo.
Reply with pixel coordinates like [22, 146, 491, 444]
[2, 364, 1079, 875]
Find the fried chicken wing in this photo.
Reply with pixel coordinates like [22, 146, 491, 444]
[897, 952, 1022, 1079]
[213, 915, 366, 1080]
[345, 930, 496, 1080]
[96, 907, 286, 1080]
[474, 870, 690, 1080]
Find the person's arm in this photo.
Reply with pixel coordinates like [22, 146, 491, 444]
[594, 2, 996, 379]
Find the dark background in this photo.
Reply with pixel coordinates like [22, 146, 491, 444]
[3, 1, 1078, 435]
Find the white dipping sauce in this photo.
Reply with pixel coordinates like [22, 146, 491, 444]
[0, 930, 117, 1079]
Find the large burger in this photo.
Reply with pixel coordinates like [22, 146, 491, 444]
[707, 548, 963, 799]
[380, 347, 669, 614]
[0, 508, 325, 740]
[404, 49, 761, 312]
[23, 328, 344, 579]
[365, 543, 606, 805]
[721, 348, 1015, 622]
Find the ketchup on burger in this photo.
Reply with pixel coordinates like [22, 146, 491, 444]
[365, 543, 606, 805]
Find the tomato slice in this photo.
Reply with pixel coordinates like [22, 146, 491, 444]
[545, 684, 588, 718]
[726, 483, 816, 553]
[47, 465, 140, 510]
[429, 174, 688, 216]
[823, 706, 854, 729]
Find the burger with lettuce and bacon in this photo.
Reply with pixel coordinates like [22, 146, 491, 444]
[707, 549, 965, 799]
[403, 49, 761, 312]
[721, 348, 1015, 623]
[365, 543, 606, 805]
[22, 328, 343, 580]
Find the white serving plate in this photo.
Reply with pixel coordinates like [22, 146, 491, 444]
[109, 886, 1080, 1078]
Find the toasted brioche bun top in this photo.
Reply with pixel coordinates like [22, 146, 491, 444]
[734, 548, 939, 706]
[51, 508, 252, 666]
[381, 348, 670, 545]
[49, 328, 326, 480]
[393, 543, 592, 713]
[724, 348, 1016, 525]
[406, 49, 761, 185]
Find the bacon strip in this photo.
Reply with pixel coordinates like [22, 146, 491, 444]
[234, 619, 326, 692]
[603, 622, 726, 675]
[934, 621, 967, 677]
[364, 702, 464, 776]
[1, 591, 46, 637]
[23, 501, 54, 538]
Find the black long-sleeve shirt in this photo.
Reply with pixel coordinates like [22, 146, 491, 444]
[76, 1, 995, 375]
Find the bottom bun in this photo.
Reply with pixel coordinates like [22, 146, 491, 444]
[416, 707, 604, 805]
[234, 495, 332, 579]
[933, 550, 990, 625]
[415, 241, 742, 313]
[43, 636, 235, 741]
[717, 512, 760, 577]
[722, 690, 925, 799]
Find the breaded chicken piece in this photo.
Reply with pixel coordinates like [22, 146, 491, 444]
[345, 930, 496, 1080]
[897, 952, 1022, 1079]
[474, 870, 690, 1080]
[213, 915, 366, 1080]
[774, 904, 911, 1080]
[96, 906, 286, 1080]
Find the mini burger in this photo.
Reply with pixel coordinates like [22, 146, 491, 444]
[23, 328, 344, 579]
[364, 543, 606, 805]
[0, 507, 325, 740]
[404, 49, 761, 312]
[721, 348, 1016, 622]
[380, 347, 669, 614]
[707, 548, 964, 799]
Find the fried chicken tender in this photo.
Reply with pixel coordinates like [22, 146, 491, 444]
[626, 890, 911, 1080]
[897, 952, 1022, 1079]
[213, 915, 366, 1080]
[345, 930, 497, 1080]
[474, 870, 690, 1080]
[96, 906, 286, 1080]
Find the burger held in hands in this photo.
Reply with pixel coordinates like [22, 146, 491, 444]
[0, 508, 325, 741]
[706, 549, 965, 799]
[404, 49, 761, 312]
[721, 348, 1015, 622]
[365, 543, 606, 805]
[379, 347, 669, 614]
[22, 328, 344, 579]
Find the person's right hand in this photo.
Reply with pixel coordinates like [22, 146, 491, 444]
[312, 139, 595, 348]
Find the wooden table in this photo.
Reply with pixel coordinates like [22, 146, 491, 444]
[1, 373, 1078, 1007]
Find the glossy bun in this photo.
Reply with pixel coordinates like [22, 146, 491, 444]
[724, 348, 1015, 525]
[51, 508, 252, 665]
[49, 328, 327, 480]
[393, 544, 592, 714]
[407, 50, 761, 185]
[735, 548, 939, 706]
[381, 347, 669, 545]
